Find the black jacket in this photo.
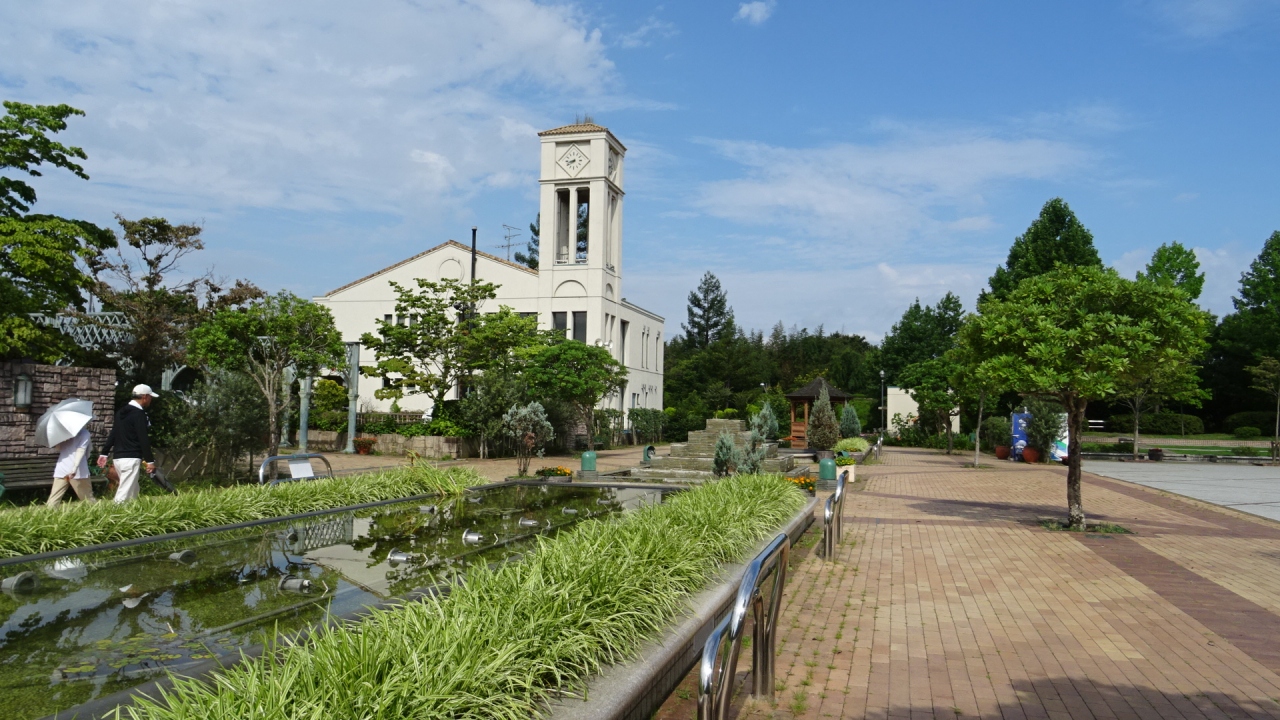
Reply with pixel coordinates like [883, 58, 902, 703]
[102, 403, 154, 462]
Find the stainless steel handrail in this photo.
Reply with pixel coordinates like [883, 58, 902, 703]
[257, 453, 336, 486]
[823, 468, 848, 559]
[698, 532, 791, 720]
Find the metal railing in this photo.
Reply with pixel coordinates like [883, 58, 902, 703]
[257, 453, 335, 486]
[698, 532, 791, 720]
[823, 468, 848, 559]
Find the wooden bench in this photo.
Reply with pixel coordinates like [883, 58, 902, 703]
[0, 457, 60, 489]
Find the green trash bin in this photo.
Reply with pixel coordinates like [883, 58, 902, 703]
[817, 457, 837, 492]
[580, 451, 598, 481]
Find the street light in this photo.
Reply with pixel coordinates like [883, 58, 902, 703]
[344, 342, 360, 454]
[879, 369, 886, 434]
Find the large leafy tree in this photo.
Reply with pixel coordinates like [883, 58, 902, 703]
[1, 101, 116, 361]
[1206, 231, 1280, 422]
[966, 265, 1210, 528]
[358, 278, 501, 414]
[899, 357, 963, 453]
[1245, 357, 1280, 442]
[948, 321, 1006, 467]
[524, 340, 626, 450]
[1139, 241, 1205, 300]
[879, 292, 963, 383]
[682, 271, 734, 349]
[188, 292, 345, 457]
[985, 198, 1102, 301]
[90, 214, 262, 386]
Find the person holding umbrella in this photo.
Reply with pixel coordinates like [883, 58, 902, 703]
[38, 398, 98, 507]
[97, 384, 159, 502]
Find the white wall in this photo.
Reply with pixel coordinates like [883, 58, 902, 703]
[886, 386, 960, 436]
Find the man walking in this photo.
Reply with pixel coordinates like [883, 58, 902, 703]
[97, 384, 159, 502]
[47, 425, 96, 507]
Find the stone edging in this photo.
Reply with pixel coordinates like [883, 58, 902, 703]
[544, 496, 819, 720]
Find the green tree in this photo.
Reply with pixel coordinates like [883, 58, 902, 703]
[91, 213, 262, 387]
[900, 358, 963, 453]
[189, 292, 345, 457]
[949, 320, 1007, 467]
[806, 386, 840, 451]
[682, 271, 735, 349]
[1139, 241, 1204, 300]
[985, 198, 1102, 301]
[502, 401, 554, 476]
[965, 265, 1210, 527]
[879, 293, 964, 383]
[840, 403, 862, 438]
[758, 400, 780, 441]
[311, 378, 349, 413]
[358, 278, 500, 414]
[514, 214, 539, 270]
[1245, 357, 1280, 442]
[1, 101, 116, 361]
[524, 340, 627, 450]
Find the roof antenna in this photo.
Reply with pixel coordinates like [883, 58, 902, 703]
[495, 225, 522, 261]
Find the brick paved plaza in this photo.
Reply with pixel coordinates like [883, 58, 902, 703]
[662, 446, 1280, 719]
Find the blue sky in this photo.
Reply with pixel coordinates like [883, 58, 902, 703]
[3, 1, 1278, 340]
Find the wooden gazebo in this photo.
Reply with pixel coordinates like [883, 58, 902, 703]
[784, 377, 851, 449]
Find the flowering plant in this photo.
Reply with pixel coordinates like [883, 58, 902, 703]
[535, 466, 573, 477]
[785, 475, 815, 493]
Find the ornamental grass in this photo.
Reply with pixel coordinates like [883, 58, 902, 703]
[0, 466, 485, 558]
[116, 474, 807, 720]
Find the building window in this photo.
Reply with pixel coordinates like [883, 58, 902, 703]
[572, 311, 587, 343]
[619, 320, 629, 365]
[519, 312, 537, 320]
[383, 314, 392, 324]
[553, 312, 567, 337]
[14, 373, 33, 410]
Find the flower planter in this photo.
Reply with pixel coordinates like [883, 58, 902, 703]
[1021, 447, 1041, 464]
[995, 445, 1011, 460]
[1148, 448, 1164, 461]
[814, 450, 835, 460]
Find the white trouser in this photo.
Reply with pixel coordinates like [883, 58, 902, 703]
[114, 458, 143, 502]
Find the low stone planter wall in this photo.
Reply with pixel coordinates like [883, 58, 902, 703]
[304, 431, 476, 458]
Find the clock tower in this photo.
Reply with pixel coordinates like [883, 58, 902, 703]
[536, 122, 626, 347]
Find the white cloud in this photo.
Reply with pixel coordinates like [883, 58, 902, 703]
[735, 1, 776, 25]
[1141, 0, 1280, 39]
[694, 125, 1092, 261]
[619, 16, 678, 48]
[0, 0, 618, 220]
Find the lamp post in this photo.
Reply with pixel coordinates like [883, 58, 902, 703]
[344, 342, 360, 454]
[879, 369, 886, 434]
[298, 376, 313, 453]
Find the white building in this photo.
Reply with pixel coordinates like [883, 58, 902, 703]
[885, 386, 960, 436]
[314, 122, 665, 422]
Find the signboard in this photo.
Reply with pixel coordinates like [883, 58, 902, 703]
[1011, 412, 1030, 460]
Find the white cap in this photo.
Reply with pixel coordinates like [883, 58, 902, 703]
[132, 384, 160, 398]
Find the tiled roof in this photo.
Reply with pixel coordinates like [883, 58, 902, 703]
[538, 123, 626, 150]
[322, 240, 536, 297]
[785, 376, 852, 401]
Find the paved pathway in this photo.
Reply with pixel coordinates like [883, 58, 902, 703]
[659, 447, 1280, 719]
[1084, 460, 1280, 523]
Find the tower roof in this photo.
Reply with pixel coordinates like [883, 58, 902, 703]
[538, 122, 626, 150]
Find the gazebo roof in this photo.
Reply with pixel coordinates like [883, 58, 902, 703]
[784, 377, 851, 402]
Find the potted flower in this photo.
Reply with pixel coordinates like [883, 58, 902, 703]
[1021, 446, 1041, 463]
[353, 437, 378, 455]
[1148, 447, 1164, 461]
[995, 445, 1011, 460]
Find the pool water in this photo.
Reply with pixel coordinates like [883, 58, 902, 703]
[0, 483, 667, 720]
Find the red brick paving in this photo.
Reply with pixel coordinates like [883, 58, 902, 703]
[657, 447, 1280, 719]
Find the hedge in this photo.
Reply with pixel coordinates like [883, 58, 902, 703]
[1106, 412, 1204, 435]
[1224, 411, 1277, 434]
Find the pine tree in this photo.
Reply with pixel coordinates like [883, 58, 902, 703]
[1139, 241, 1204, 300]
[713, 431, 736, 477]
[985, 198, 1102, 301]
[757, 400, 780, 441]
[840, 404, 862, 438]
[806, 387, 841, 451]
[682, 271, 734, 349]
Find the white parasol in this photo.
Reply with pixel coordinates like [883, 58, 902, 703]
[35, 398, 94, 448]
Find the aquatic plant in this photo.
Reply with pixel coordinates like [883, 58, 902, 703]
[0, 466, 485, 558]
[116, 474, 807, 720]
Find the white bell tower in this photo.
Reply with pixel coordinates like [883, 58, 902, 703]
[536, 122, 626, 346]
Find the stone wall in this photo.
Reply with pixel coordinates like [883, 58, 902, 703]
[0, 362, 117, 459]
[305, 430, 476, 458]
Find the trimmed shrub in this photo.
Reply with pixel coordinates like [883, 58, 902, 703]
[1224, 411, 1277, 434]
[1107, 412, 1204, 436]
[1235, 426, 1262, 439]
[835, 437, 869, 454]
[713, 431, 736, 477]
[756, 401, 780, 441]
[840, 404, 862, 438]
[806, 387, 841, 451]
[981, 415, 1011, 451]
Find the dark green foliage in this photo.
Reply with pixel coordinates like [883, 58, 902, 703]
[1206, 232, 1280, 425]
[161, 371, 269, 480]
[806, 387, 840, 451]
[981, 415, 1011, 451]
[879, 293, 964, 383]
[629, 407, 666, 443]
[1235, 426, 1262, 439]
[1024, 398, 1065, 459]
[311, 378, 348, 413]
[1224, 411, 1277, 433]
[839, 403, 862, 438]
[985, 198, 1102, 301]
[514, 214, 539, 270]
[1139, 241, 1205, 300]
[682, 271, 735, 349]
[1105, 413, 1204, 435]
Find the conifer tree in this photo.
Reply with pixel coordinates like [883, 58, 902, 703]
[806, 387, 840, 451]
[682, 271, 734, 349]
[985, 198, 1102, 301]
[840, 403, 862, 438]
[514, 214, 539, 270]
